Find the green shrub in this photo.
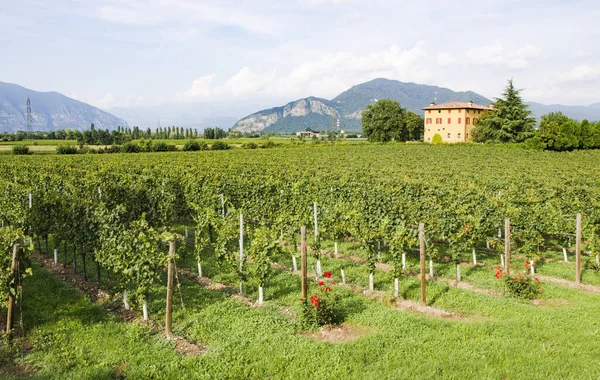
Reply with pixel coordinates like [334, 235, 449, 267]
[121, 142, 141, 153]
[495, 265, 542, 300]
[432, 133, 443, 144]
[12, 145, 31, 155]
[211, 141, 230, 150]
[183, 140, 208, 151]
[56, 145, 78, 155]
[242, 142, 258, 149]
[152, 141, 169, 152]
[139, 139, 153, 152]
[106, 145, 122, 154]
[260, 141, 276, 149]
[299, 272, 344, 328]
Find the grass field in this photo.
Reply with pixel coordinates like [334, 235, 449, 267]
[3, 231, 600, 379]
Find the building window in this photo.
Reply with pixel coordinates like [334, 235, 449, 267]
[428, 110, 431, 114]
[466, 118, 470, 125]
[426, 118, 432, 124]
[458, 133, 462, 139]
[466, 133, 469, 138]
[447, 118, 451, 124]
[448, 110, 451, 113]
[458, 118, 461, 124]
[458, 109, 462, 113]
[447, 133, 451, 139]
[478, 110, 481, 114]
[436, 118, 442, 124]
[427, 129, 430, 131]
[473, 118, 478, 124]
[427, 138, 431, 141]
[438, 110, 441, 113]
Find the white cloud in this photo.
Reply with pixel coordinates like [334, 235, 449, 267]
[177, 43, 431, 102]
[96, 0, 276, 35]
[95, 93, 147, 109]
[306, 0, 360, 5]
[465, 43, 542, 69]
[437, 53, 456, 67]
[97, 93, 115, 108]
[566, 65, 600, 82]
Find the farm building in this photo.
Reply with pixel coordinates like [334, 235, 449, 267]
[423, 101, 494, 143]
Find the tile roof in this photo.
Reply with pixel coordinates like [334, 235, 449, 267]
[422, 101, 494, 111]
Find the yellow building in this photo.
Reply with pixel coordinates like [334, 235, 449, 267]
[422, 101, 494, 143]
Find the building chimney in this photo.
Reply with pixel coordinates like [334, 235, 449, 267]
[468, 101, 473, 107]
[429, 102, 436, 107]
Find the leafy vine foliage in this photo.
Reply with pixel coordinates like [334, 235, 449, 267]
[95, 206, 173, 303]
[2, 144, 600, 316]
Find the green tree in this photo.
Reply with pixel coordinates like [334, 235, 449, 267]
[536, 112, 580, 151]
[472, 79, 536, 143]
[405, 111, 425, 141]
[361, 99, 408, 142]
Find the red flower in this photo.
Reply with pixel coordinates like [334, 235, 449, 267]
[324, 271, 332, 279]
[310, 295, 320, 308]
[318, 281, 324, 286]
[495, 271, 502, 279]
[299, 298, 305, 302]
[525, 261, 530, 269]
[534, 277, 539, 282]
[494, 266, 502, 271]
[325, 287, 332, 292]
[332, 282, 337, 285]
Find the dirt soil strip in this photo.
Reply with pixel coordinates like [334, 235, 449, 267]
[32, 252, 206, 355]
[318, 249, 500, 296]
[537, 275, 600, 293]
[302, 323, 370, 344]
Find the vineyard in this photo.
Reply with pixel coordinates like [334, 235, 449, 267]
[2, 143, 600, 378]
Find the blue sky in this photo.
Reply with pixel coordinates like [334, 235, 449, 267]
[1, 0, 599, 110]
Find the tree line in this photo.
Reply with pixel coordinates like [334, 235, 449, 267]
[1, 125, 229, 145]
[472, 80, 600, 151]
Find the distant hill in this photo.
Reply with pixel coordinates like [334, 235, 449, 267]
[233, 79, 493, 132]
[0, 82, 128, 132]
[234, 97, 339, 133]
[233, 78, 600, 133]
[527, 102, 600, 122]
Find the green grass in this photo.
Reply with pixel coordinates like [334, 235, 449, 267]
[5, 233, 600, 378]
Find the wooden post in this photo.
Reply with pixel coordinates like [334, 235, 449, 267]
[165, 240, 175, 338]
[301, 226, 308, 302]
[419, 223, 426, 305]
[576, 213, 582, 284]
[6, 244, 18, 335]
[505, 218, 511, 275]
[313, 203, 318, 236]
[239, 214, 244, 294]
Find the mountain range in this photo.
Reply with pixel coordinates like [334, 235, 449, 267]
[1, 79, 600, 134]
[0, 82, 128, 132]
[233, 78, 600, 133]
